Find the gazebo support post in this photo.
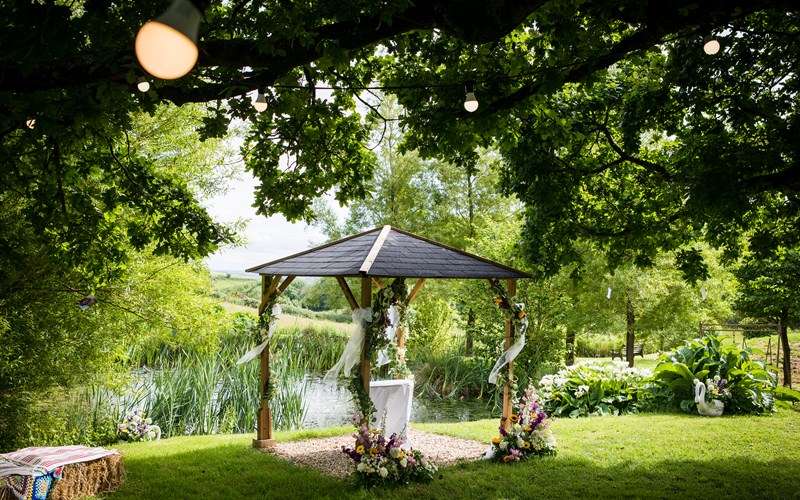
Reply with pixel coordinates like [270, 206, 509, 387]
[253, 274, 295, 449]
[502, 278, 517, 431]
[360, 277, 372, 395]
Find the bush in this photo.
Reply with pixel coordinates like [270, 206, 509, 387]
[651, 334, 800, 414]
[538, 360, 654, 417]
[574, 333, 624, 358]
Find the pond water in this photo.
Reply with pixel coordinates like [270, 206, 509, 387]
[296, 375, 496, 429]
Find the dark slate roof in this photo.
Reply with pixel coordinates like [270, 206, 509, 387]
[245, 226, 531, 279]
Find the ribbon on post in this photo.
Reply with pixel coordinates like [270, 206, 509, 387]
[376, 305, 399, 367]
[323, 307, 373, 382]
[488, 305, 529, 384]
[236, 304, 281, 365]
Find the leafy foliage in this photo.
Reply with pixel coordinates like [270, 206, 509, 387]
[652, 335, 799, 414]
[538, 361, 654, 417]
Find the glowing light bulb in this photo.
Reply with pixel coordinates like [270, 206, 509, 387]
[703, 36, 720, 56]
[137, 77, 151, 92]
[464, 92, 479, 112]
[253, 92, 268, 112]
[135, 0, 202, 79]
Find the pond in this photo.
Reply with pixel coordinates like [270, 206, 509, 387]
[296, 375, 497, 429]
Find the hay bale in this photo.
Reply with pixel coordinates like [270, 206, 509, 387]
[49, 453, 126, 500]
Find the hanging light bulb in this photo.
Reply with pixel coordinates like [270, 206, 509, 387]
[25, 118, 36, 129]
[703, 35, 720, 56]
[137, 76, 151, 92]
[253, 91, 268, 112]
[135, 0, 203, 79]
[463, 82, 479, 112]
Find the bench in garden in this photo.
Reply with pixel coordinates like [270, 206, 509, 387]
[610, 343, 644, 360]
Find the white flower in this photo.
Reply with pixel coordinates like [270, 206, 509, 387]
[514, 424, 523, 433]
[379, 467, 388, 478]
[714, 375, 721, 382]
[499, 442, 508, 450]
[517, 438, 525, 448]
[357, 463, 366, 472]
[389, 447, 401, 458]
[145, 418, 152, 425]
[400, 458, 408, 468]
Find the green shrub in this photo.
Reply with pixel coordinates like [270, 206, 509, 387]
[651, 334, 800, 414]
[574, 333, 624, 358]
[538, 360, 654, 417]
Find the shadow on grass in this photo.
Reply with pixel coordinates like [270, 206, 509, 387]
[104, 440, 800, 500]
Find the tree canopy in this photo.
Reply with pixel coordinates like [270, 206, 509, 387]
[2, 0, 799, 278]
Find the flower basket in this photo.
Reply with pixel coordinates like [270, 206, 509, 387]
[697, 399, 724, 417]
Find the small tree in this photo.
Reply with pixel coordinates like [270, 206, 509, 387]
[734, 251, 800, 387]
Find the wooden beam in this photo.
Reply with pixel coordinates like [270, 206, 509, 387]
[360, 277, 372, 395]
[501, 278, 517, 431]
[278, 275, 296, 293]
[258, 275, 276, 315]
[337, 276, 359, 311]
[406, 278, 426, 304]
[360, 225, 392, 274]
[371, 276, 387, 289]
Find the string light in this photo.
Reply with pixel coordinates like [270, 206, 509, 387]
[703, 35, 720, 55]
[137, 76, 151, 92]
[463, 82, 479, 112]
[135, 0, 203, 79]
[253, 90, 268, 112]
[25, 118, 36, 129]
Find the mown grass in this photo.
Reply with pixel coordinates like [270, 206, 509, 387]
[102, 410, 800, 499]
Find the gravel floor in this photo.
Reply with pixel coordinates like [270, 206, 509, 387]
[264, 429, 489, 479]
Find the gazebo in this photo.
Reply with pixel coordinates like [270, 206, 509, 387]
[245, 225, 530, 447]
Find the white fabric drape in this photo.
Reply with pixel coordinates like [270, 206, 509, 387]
[236, 304, 281, 365]
[488, 305, 529, 384]
[376, 305, 399, 367]
[323, 307, 372, 382]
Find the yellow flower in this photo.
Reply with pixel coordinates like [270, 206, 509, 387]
[397, 451, 404, 459]
[524, 426, 532, 432]
[356, 445, 365, 454]
[503, 455, 512, 462]
[491, 437, 502, 444]
[523, 441, 531, 449]
[510, 414, 519, 423]
[493, 297, 504, 304]
[370, 447, 379, 456]
[517, 310, 526, 319]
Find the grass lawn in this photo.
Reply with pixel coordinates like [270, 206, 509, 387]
[102, 410, 800, 499]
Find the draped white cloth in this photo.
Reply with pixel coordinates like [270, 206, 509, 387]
[376, 305, 399, 367]
[323, 307, 372, 382]
[236, 304, 281, 365]
[488, 305, 529, 384]
[370, 379, 414, 446]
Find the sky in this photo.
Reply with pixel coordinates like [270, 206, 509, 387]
[203, 171, 332, 274]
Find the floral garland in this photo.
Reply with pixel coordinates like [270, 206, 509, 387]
[489, 279, 528, 392]
[352, 277, 408, 419]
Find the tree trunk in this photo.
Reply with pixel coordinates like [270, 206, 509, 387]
[465, 307, 475, 357]
[626, 296, 635, 368]
[779, 312, 792, 388]
[565, 327, 576, 366]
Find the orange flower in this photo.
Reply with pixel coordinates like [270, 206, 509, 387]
[493, 297, 504, 304]
[503, 455, 512, 462]
[370, 447, 379, 456]
[491, 437, 501, 444]
[517, 310, 526, 319]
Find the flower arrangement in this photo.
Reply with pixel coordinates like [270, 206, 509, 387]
[341, 412, 437, 486]
[118, 408, 161, 442]
[538, 360, 653, 417]
[694, 375, 731, 403]
[488, 385, 556, 462]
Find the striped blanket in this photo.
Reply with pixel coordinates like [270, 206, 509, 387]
[0, 446, 117, 500]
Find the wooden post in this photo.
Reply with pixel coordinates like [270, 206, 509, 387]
[395, 278, 425, 366]
[502, 278, 517, 431]
[254, 275, 277, 448]
[360, 277, 372, 395]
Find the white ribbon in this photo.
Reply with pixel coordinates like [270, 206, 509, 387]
[377, 305, 400, 367]
[323, 307, 372, 382]
[488, 305, 529, 385]
[236, 304, 281, 365]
